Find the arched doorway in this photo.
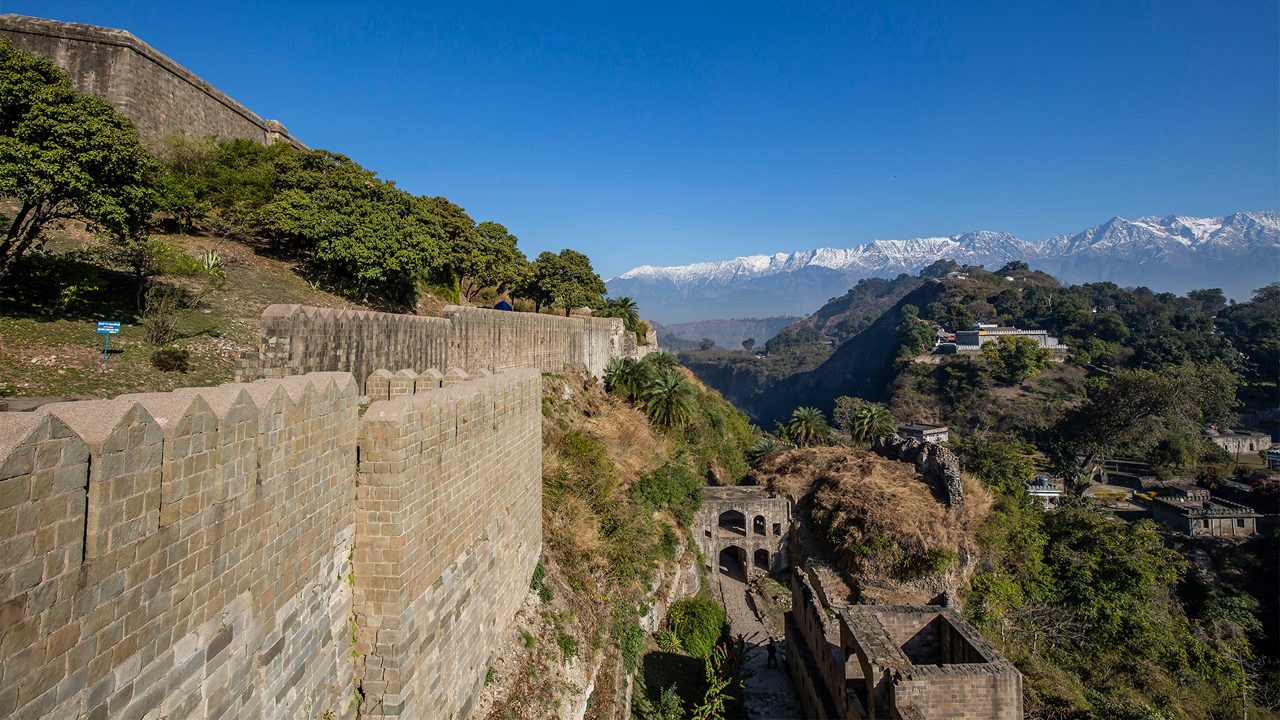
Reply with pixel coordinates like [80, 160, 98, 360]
[753, 515, 766, 535]
[718, 510, 746, 536]
[754, 548, 770, 572]
[718, 546, 747, 581]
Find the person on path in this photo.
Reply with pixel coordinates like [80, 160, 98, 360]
[766, 637, 778, 668]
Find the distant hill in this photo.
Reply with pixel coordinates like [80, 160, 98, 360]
[657, 316, 799, 350]
[609, 211, 1280, 323]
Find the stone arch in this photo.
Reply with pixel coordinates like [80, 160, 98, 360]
[753, 514, 767, 535]
[754, 548, 770, 571]
[718, 545, 747, 581]
[718, 509, 746, 536]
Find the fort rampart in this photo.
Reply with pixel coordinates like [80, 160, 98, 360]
[0, 14, 304, 149]
[0, 368, 541, 719]
[236, 304, 655, 385]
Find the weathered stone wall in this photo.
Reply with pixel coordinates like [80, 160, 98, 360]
[0, 373, 357, 720]
[0, 368, 543, 719]
[235, 305, 452, 392]
[872, 433, 965, 508]
[355, 369, 542, 719]
[0, 14, 304, 149]
[237, 304, 657, 384]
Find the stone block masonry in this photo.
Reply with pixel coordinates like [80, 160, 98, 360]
[237, 303, 656, 386]
[355, 369, 542, 719]
[0, 14, 305, 148]
[0, 368, 543, 719]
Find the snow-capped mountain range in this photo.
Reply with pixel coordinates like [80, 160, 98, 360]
[608, 211, 1280, 323]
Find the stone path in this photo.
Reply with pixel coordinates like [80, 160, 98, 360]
[715, 561, 803, 720]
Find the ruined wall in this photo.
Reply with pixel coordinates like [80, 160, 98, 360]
[237, 304, 657, 384]
[784, 569, 846, 719]
[0, 369, 543, 719]
[872, 433, 965, 508]
[0, 373, 357, 720]
[355, 369, 542, 719]
[0, 14, 304, 148]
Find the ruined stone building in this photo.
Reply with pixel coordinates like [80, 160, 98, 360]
[786, 569, 1023, 719]
[695, 486, 792, 581]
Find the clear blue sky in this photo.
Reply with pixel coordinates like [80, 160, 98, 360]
[11, 1, 1278, 276]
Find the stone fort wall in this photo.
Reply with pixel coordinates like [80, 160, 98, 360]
[0, 369, 541, 719]
[0, 14, 304, 149]
[236, 303, 656, 385]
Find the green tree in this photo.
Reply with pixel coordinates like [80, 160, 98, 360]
[848, 402, 896, 444]
[951, 434, 1037, 496]
[832, 396, 869, 436]
[521, 249, 606, 315]
[1217, 283, 1280, 383]
[981, 335, 1052, 384]
[453, 220, 529, 301]
[597, 296, 648, 341]
[1051, 362, 1239, 482]
[742, 337, 756, 352]
[0, 38, 156, 281]
[698, 338, 715, 351]
[642, 369, 698, 427]
[786, 407, 830, 447]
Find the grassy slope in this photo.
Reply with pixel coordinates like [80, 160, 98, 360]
[0, 232, 368, 398]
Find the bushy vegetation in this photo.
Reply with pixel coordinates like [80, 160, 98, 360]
[512, 366, 755, 719]
[149, 346, 190, 373]
[959, 436, 1279, 719]
[604, 354, 757, 482]
[665, 596, 725, 658]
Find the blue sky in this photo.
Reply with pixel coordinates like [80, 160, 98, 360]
[12, 1, 1279, 276]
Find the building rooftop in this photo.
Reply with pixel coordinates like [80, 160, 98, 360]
[898, 422, 948, 433]
[703, 485, 778, 501]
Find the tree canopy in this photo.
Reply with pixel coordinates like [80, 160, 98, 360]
[0, 38, 156, 281]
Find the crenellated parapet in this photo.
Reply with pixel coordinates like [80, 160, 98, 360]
[0, 367, 543, 719]
[236, 303, 657, 385]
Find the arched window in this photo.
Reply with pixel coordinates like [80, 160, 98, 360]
[718, 510, 746, 536]
[753, 515, 766, 535]
[753, 548, 770, 571]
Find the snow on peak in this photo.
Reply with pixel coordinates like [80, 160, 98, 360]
[614, 212, 1278, 287]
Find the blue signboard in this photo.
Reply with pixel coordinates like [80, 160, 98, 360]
[96, 320, 121, 364]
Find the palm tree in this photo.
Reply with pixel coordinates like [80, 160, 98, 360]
[748, 436, 783, 464]
[786, 407, 830, 447]
[849, 403, 895, 444]
[641, 369, 698, 427]
[641, 352, 680, 371]
[597, 296, 646, 340]
[604, 357, 655, 402]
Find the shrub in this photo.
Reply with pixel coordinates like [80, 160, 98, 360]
[633, 462, 703, 526]
[654, 629, 682, 654]
[530, 561, 552, 603]
[150, 346, 190, 373]
[141, 285, 183, 345]
[556, 629, 578, 661]
[666, 596, 724, 658]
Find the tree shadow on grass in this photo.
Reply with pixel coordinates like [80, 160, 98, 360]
[0, 253, 142, 323]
